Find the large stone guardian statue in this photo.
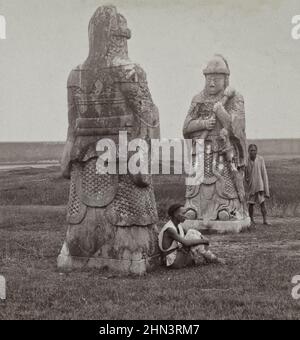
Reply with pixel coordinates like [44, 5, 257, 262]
[58, 5, 160, 274]
[183, 55, 250, 233]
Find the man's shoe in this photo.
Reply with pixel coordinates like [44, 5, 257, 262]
[263, 221, 272, 226]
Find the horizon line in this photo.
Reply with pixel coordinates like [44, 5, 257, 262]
[0, 138, 300, 144]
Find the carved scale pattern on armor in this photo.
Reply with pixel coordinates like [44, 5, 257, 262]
[67, 165, 87, 225]
[68, 167, 81, 217]
[81, 158, 117, 207]
[204, 151, 218, 184]
[108, 175, 157, 226]
[223, 162, 237, 198]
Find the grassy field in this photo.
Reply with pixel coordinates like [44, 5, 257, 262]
[0, 156, 300, 319]
[0, 157, 300, 218]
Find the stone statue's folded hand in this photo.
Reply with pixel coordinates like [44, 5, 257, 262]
[205, 117, 216, 130]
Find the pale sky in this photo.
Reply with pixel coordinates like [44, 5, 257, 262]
[0, 0, 300, 141]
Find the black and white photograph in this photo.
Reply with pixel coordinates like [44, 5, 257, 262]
[0, 0, 300, 322]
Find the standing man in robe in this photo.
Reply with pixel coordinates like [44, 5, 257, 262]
[246, 144, 271, 226]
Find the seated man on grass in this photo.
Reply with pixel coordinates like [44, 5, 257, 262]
[158, 204, 226, 269]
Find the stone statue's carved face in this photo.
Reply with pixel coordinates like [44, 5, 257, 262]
[205, 74, 226, 96]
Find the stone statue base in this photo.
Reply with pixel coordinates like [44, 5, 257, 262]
[57, 224, 160, 276]
[183, 217, 251, 235]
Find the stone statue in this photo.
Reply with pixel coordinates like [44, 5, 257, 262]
[183, 55, 250, 233]
[58, 5, 160, 274]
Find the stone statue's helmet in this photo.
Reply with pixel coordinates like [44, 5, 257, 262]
[203, 55, 230, 75]
[203, 55, 230, 88]
[87, 5, 131, 62]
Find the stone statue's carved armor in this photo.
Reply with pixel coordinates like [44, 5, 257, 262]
[183, 56, 248, 223]
[65, 64, 159, 228]
[59, 6, 160, 264]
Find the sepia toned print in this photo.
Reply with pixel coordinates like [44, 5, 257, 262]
[0, 0, 299, 322]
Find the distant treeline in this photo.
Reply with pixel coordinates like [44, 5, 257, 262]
[0, 139, 299, 164]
